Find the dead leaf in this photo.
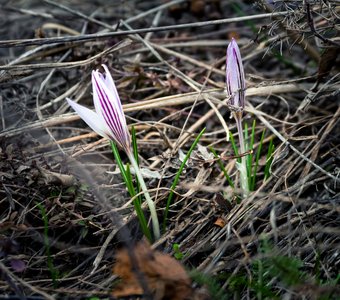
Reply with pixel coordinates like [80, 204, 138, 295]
[214, 217, 226, 228]
[107, 166, 161, 179]
[37, 166, 76, 186]
[197, 144, 214, 161]
[112, 242, 193, 300]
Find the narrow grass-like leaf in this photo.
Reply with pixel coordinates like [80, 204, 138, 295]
[125, 163, 136, 198]
[248, 120, 256, 185]
[36, 202, 59, 287]
[131, 126, 141, 203]
[111, 141, 130, 188]
[264, 138, 275, 180]
[163, 128, 206, 231]
[209, 146, 234, 188]
[244, 122, 251, 181]
[250, 129, 265, 190]
[126, 163, 151, 241]
[229, 132, 240, 163]
[111, 141, 151, 241]
[131, 126, 139, 165]
[130, 127, 151, 240]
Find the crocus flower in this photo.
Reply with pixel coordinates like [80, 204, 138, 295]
[67, 65, 160, 240]
[67, 64, 131, 153]
[226, 38, 246, 112]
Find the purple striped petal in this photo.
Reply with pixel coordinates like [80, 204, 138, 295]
[226, 38, 246, 111]
[67, 65, 131, 152]
[91, 65, 131, 152]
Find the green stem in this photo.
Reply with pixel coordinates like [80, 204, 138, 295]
[127, 152, 160, 240]
[234, 113, 249, 196]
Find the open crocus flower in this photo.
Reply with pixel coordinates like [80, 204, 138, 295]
[67, 64, 131, 153]
[67, 65, 160, 240]
[226, 38, 246, 113]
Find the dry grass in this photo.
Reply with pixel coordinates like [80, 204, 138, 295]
[0, 0, 339, 299]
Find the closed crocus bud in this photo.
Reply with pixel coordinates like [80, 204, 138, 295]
[226, 38, 246, 113]
[67, 64, 131, 153]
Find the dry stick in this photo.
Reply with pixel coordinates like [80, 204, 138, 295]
[125, 40, 229, 54]
[0, 40, 132, 70]
[0, 12, 291, 48]
[43, 0, 186, 32]
[150, 42, 225, 76]
[0, 262, 55, 300]
[133, 10, 162, 64]
[289, 158, 335, 195]
[37, 82, 80, 111]
[3, 5, 54, 19]
[34, 132, 98, 150]
[123, 84, 314, 113]
[299, 106, 340, 180]
[0, 95, 4, 129]
[145, 43, 231, 141]
[92, 227, 118, 274]
[71, 137, 106, 157]
[0, 42, 69, 80]
[36, 49, 74, 155]
[40, 22, 81, 36]
[298, 73, 340, 112]
[0, 84, 320, 139]
[248, 102, 339, 182]
[284, 115, 334, 186]
[35, 20, 89, 155]
[305, 2, 340, 47]
[258, 0, 320, 63]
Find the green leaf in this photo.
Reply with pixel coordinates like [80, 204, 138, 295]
[163, 128, 206, 231]
[209, 146, 234, 188]
[111, 141, 152, 241]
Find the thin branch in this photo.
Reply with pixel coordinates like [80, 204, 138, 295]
[0, 12, 290, 48]
[305, 2, 340, 47]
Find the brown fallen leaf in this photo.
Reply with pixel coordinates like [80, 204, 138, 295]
[37, 166, 76, 186]
[112, 242, 193, 300]
[214, 217, 226, 228]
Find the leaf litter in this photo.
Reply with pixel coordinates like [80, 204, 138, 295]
[0, 0, 339, 299]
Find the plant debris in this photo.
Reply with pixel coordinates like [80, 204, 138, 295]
[0, 1, 339, 299]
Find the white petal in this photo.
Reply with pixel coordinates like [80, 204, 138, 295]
[102, 65, 125, 121]
[91, 70, 104, 116]
[66, 98, 111, 140]
[95, 66, 127, 127]
[91, 69, 129, 143]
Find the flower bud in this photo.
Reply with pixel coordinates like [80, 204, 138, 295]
[226, 38, 246, 112]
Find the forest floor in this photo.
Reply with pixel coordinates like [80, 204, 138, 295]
[0, 1, 339, 299]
